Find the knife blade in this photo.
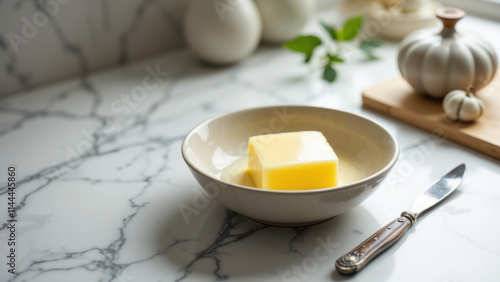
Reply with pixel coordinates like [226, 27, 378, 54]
[335, 163, 466, 275]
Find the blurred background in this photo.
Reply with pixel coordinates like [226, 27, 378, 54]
[1, 0, 499, 97]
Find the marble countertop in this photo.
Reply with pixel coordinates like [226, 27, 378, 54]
[1, 9, 500, 282]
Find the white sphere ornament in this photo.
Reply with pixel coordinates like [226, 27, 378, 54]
[183, 0, 262, 65]
[254, 0, 314, 44]
[398, 8, 498, 99]
[443, 89, 485, 122]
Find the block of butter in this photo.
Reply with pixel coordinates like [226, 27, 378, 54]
[247, 131, 338, 190]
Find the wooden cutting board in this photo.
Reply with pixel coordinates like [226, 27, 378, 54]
[362, 76, 500, 160]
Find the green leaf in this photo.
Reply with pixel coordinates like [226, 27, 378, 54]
[283, 35, 322, 54]
[323, 65, 337, 82]
[304, 53, 313, 63]
[361, 49, 379, 61]
[320, 21, 337, 41]
[342, 16, 363, 41]
[327, 54, 344, 64]
[359, 38, 383, 49]
[358, 38, 383, 61]
[284, 35, 322, 64]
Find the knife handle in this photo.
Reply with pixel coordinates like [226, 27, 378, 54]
[335, 212, 415, 275]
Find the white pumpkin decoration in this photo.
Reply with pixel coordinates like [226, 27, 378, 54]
[254, 0, 314, 44]
[443, 89, 484, 122]
[183, 0, 262, 65]
[398, 8, 498, 99]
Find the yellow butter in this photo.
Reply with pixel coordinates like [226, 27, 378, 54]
[247, 131, 338, 190]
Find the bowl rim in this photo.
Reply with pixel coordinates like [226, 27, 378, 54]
[181, 105, 400, 194]
[365, 1, 443, 23]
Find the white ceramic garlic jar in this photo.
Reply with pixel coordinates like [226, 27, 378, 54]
[254, 0, 314, 44]
[398, 8, 498, 99]
[184, 0, 262, 64]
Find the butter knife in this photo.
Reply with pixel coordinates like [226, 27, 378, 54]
[335, 163, 466, 275]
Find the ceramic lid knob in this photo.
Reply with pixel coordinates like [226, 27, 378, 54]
[436, 7, 466, 29]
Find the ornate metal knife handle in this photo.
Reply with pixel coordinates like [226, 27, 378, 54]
[335, 212, 415, 275]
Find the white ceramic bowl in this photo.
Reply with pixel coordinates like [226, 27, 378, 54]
[364, 1, 442, 40]
[182, 106, 399, 226]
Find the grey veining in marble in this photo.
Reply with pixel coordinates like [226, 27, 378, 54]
[0, 0, 187, 96]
